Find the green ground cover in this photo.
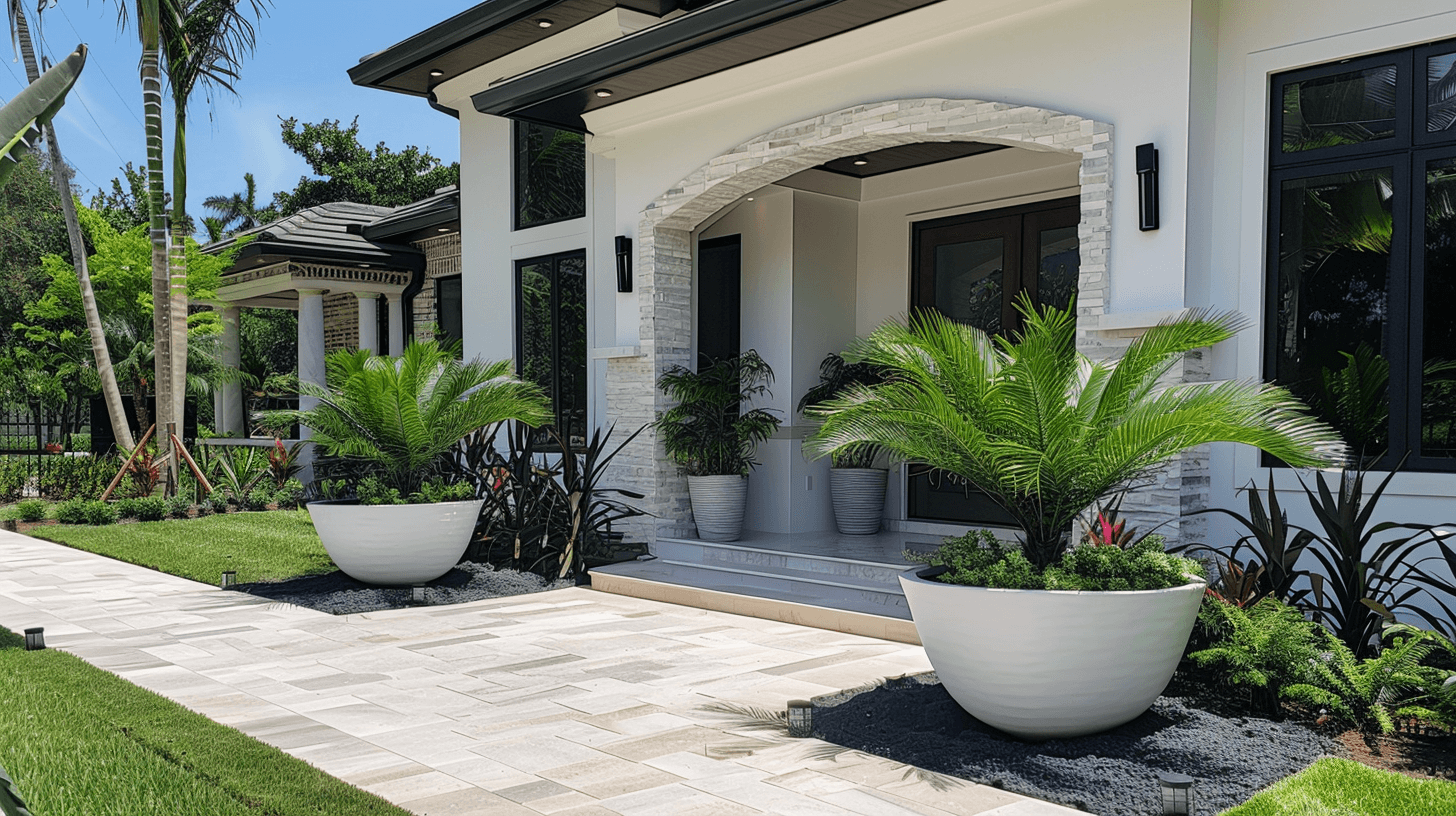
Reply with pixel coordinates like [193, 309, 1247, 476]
[27, 510, 333, 584]
[1223, 757, 1456, 815]
[0, 627, 410, 816]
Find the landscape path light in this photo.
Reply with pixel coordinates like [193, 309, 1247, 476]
[1157, 771, 1196, 815]
[23, 627, 44, 651]
[786, 699, 813, 738]
[220, 570, 237, 589]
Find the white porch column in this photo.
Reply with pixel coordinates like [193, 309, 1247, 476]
[356, 292, 380, 354]
[216, 306, 243, 436]
[296, 289, 326, 485]
[386, 294, 405, 355]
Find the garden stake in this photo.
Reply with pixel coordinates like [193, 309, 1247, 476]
[171, 433, 214, 495]
[100, 423, 155, 502]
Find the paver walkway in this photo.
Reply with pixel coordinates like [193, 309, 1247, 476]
[0, 531, 1076, 816]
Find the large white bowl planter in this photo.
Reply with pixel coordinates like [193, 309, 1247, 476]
[307, 499, 484, 585]
[899, 568, 1205, 740]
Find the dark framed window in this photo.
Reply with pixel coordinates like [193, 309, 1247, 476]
[1267, 39, 1456, 471]
[513, 121, 586, 230]
[436, 275, 463, 356]
[515, 250, 588, 446]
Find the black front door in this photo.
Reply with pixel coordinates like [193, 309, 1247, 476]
[907, 198, 1080, 525]
[698, 235, 742, 364]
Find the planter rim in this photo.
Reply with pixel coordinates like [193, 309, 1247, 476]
[307, 498, 483, 509]
[903, 566, 1205, 596]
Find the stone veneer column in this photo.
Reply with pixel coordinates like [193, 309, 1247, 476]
[386, 294, 404, 355]
[215, 306, 243, 436]
[356, 292, 379, 354]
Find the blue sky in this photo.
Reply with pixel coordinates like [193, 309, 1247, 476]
[2, 1, 465, 223]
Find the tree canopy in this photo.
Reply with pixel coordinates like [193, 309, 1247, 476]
[272, 117, 459, 216]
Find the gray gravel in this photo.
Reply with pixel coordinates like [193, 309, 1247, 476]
[230, 561, 573, 614]
[812, 675, 1334, 815]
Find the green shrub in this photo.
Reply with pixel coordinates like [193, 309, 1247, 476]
[239, 486, 272, 512]
[53, 499, 89, 524]
[37, 455, 116, 501]
[1284, 625, 1448, 735]
[165, 495, 192, 520]
[409, 479, 474, 504]
[82, 500, 118, 526]
[908, 531, 1203, 591]
[271, 479, 305, 510]
[69, 432, 91, 452]
[0, 457, 29, 503]
[1189, 597, 1322, 718]
[202, 489, 228, 515]
[131, 496, 166, 522]
[357, 476, 403, 506]
[14, 499, 47, 523]
[114, 497, 141, 519]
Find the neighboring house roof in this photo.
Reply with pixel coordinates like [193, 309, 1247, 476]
[205, 201, 426, 274]
[362, 186, 460, 242]
[349, 1, 720, 99]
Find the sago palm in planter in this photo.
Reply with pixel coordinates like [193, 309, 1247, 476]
[654, 351, 782, 542]
[799, 353, 888, 535]
[805, 298, 1342, 739]
[270, 341, 551, 585]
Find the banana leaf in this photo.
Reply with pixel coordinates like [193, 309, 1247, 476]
[0, 44, 87, 188]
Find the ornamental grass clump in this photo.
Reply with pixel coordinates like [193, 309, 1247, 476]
[805, 297, 1343, 576]
[268, 341, 552, 499]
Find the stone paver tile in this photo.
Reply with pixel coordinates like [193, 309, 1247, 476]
[402, 787, 542, 816]
[470, 735, 611, 774]
[522, 790, 600, 814]
[433, 756, 539, 791]
[495, 779, 574, 803]
[603, 711, 696, 736]
[818, 787, 959, 816]
[874, 774, 1026, 816]
[593, 782, 765, 816]
[641, 751, 741, 780]
[975, 802, 1085, 816]
[539, 755, 678, 799]
[302, 700, 450, 738]
[534, 807, 617, 816]
[686, 772, 865, 816]
[360, 769, 477, 802]
[598, 726, 756, 762]
[766, 769, 861, 797]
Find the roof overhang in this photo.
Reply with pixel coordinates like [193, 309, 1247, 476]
[227, 240, 425, 274]
[471, 0, 949, 132]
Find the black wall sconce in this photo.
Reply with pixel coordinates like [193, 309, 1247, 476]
[615, 235, 633, 293]
[1137, 142, 1159, 231]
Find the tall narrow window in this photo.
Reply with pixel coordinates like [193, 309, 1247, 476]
[436, 275, 463, 356]
[513, 121, 586, 230]
[516, 251, 588, 445]
[1267, 38, 1456, 471]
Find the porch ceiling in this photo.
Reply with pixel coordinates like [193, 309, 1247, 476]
[471, 0, 949, 132]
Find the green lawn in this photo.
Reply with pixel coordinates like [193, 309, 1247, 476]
[28, 510, 334, 584]
[1223, 757, 1456, 815]
[0, 627, 410, 816]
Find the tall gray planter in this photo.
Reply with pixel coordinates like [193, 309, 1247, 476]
[688, 474, 749, 542]
[829, 467, 887, 535]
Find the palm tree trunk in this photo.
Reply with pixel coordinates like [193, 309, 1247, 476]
[169, 105, 188, 439]
[140, 1, 174, 485]
[11, 4, 136, 452]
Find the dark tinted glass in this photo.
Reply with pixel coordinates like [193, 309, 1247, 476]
[1274, 169, 1394, 458]
[1037, 225, 1079, 312]
[436, 276, 463, 356]
[518, 260, 554, 397]
[1281, 65, 1398, 153]
[934, 237, 1005, 333]
[1428, 52, 1456, 134]
[514, 122, 585, 229]
[556, 255, 588, 447]
[1422, 158, 1456, 457]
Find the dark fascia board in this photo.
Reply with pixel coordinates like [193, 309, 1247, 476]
[348, 0, 562, 95]
[472, 0, 882, 130]
[363, 204, 462, 241]
[229, 241, 426, 274]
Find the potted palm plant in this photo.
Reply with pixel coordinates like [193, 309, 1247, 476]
[799, 353, 888, 535]
[805, 298, 1341, 739]
[654, 351, 782, 542]
[270, 341, 551, 585]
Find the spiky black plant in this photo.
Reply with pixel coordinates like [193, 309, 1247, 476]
[804, 297, 1343, 570]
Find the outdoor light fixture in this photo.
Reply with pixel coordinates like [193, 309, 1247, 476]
[23, 627, 44, 651]
[411, 585, 427, 604]
[536, 18, 553, 28]
[786, 700, 813, 738]
[220, 570, 237, 589]
[1157, 772, 1196, 815]
[1136, 142, 1160, 231]
[428, 68, 444, 77]
[437, 227, 450, 233]
[615, 235, 633, 293]
[852, 156, 869, 166]
[594, 88, 613, 98]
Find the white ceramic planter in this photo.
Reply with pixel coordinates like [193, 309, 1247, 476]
[307, 499, 484, 585]
[688, 474, 748, 542]
[829, 468, 888, 535]
[899, 568, 1205, 740]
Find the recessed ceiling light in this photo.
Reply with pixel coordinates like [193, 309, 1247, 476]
[428, 68, 444, 77]
[594, 88, 613, 98]
[536, 18, 553, 28]
[852, 156, 869, 166]
[360, 264, 371, 268]
[437, 227, 449, 233]
[746, 197, 754, 201]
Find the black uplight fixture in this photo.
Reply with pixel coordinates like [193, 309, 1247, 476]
[616, 236, 633, 293]
[1157, 772, 1196, 815]
[1136, 142, 1159, 231]
[786, 700, 813, 738]
[23, 627, 44, 651]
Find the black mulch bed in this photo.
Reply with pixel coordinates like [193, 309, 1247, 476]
[228, 561, 573, 614]
[812, 675, 1334, 815]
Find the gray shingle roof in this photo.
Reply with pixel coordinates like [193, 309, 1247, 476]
[207, 201, 427, 272]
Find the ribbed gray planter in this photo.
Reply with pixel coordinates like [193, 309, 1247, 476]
[688, 474, 749, 542]
[829, 468, 888, 535]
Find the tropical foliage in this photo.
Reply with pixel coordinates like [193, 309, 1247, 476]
[268, 341, 551, 497]
[1285, 624, 1450, 736]
[1190, 597, 1323, 719]
[907, 529, 1201, 592]
[805, 298, 1343, 570]
[654, 351, 783, 477]
[797, 352, 886, 469]
[271, 118, 459, 216]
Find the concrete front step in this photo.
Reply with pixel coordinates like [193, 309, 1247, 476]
[652, 537, 916, 585]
